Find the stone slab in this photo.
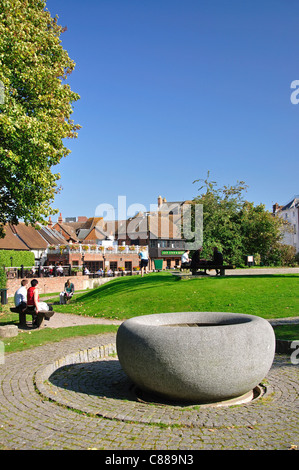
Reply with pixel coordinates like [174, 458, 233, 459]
[0, 325, 18, 338]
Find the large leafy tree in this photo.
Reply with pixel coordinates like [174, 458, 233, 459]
[192, 173, 286, 265]
[0, 0, 80, 237]
[238, 201, 285, 264]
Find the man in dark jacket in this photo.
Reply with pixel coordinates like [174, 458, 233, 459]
[191, 247, 206, 275]
[212, 247, 223, 275]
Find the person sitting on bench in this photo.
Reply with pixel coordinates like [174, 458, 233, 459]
[181, 250, 191, 269]
[190, 247, 207, 275]
[211, 246, 223, 275]
[14, 279, 29, 312]
[27, 279, 52, 325]
[60, 279, 75, 304]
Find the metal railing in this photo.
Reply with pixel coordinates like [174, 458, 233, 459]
[4, 265, 73, 279]
[47, 244, 147, 255]
[4, 265, 145, 279]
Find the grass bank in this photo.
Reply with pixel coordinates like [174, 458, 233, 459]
[1, 272, 298, 353]
[1, 324, 119, 354]
[54, 272, 299, 321]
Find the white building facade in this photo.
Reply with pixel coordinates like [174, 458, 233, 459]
[273, 196, 299, 254]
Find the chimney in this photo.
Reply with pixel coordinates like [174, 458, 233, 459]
[58, 213, 63, 223]
[272, 203, 280, 214]
[158, 195, 162, 207]
[48, 216, 53, 229]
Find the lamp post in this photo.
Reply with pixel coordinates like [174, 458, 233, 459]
[82, 253, 85, 275]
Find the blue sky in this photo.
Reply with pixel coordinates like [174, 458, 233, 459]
[46, 0, 299, 220]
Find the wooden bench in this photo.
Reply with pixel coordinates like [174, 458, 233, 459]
[10, 307, 55, 329]
[174, 264, 236, 279]
[192, 264, 235, 276]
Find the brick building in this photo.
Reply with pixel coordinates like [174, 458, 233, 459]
[0, 195, 192, 274]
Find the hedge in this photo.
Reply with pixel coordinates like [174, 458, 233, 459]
[0, 266, 6, 289]
[0, 250, 35, 269]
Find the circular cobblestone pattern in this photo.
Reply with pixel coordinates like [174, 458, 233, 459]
[0, 333, 298, 450]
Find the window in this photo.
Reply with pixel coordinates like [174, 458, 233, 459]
[125, 261, 132, 271]
[110, 261, 118, 271]
[86, 261, 101, 273]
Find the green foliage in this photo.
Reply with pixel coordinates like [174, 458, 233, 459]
[0, 264, 6, 288]
[277, 244, 297, 266]
[192, 173, 285, 265]
[0, 0, 80, 237]
[0, 249, 35, 268]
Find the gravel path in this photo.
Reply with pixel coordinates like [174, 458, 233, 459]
[1, 267, 298, 450]
[0, 333, 298, 451]
[44, 312, 122, 329]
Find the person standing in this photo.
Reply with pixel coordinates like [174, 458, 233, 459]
[138, 249, 149, 277]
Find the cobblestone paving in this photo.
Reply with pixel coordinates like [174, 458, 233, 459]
[0, 333, 298, 450]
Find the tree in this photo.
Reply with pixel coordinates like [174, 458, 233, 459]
[192, 173, 248, 264]
[0, 0, 80, 237]
[192, 172, 285, 265]
[239, 201, 285, 264]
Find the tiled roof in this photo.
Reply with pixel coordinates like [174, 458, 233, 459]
[12, 223, 48, 250]
[52, 223, 78, 241]
[0, 223, 68, 251]
[0, 224, 30, 251]
[39, 227, 69, 246]
[281, 196, 299, 211]
[80, 217, 104, 230]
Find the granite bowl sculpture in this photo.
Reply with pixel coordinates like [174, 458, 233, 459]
[116, 312, 276, 403]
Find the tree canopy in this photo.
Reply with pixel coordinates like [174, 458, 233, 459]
[0, 0, 80, 237]
[192, 172, 288, 266]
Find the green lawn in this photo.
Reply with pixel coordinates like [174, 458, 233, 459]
[54, 272, 299, 321]
[273, 324, 299, 341]
[1, 272, 298, 353]
[1, 324, 119, 354]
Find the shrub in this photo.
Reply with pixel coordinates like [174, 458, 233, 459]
[278, 244, 297, 266]
[0, 266, 6, 289]
[0, 250, 35, 268]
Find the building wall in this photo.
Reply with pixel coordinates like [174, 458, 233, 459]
[6, 275, 90, 298]
[278, 207, 299, 253]
[46, 251, 141, 271]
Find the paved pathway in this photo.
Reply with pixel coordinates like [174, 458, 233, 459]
[0, 332, 298, 451]
[226, 267, 299, 275]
